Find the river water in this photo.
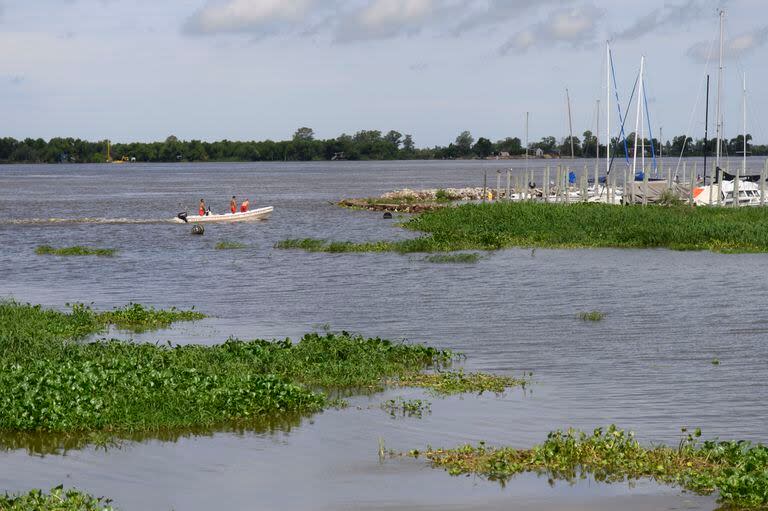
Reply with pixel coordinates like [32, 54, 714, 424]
[1, 160, 767, 511]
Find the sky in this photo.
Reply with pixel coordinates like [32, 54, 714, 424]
[1, 0, 766, 147]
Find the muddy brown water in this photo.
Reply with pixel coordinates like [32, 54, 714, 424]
[1, 160, 766, 510]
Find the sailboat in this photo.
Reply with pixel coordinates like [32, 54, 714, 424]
[693, 11, 761, 206]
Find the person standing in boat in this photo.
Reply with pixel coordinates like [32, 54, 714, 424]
[230, 196, 237, 214]
[240, 197, 250, 212]
[199, 199, 207, 216]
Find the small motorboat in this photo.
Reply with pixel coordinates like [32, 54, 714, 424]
[174, 206, 273, 223]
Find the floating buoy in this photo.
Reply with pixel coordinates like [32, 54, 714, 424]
[191, 224, 204, 235]
[383, 212, 393, 219]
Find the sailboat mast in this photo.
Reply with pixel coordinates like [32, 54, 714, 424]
[742, 73, 746, 178]
[703, 75, 710, 183]
[606, 42, 610, 177]
[566, 88, 575, 159]
[639, 57, 646, 175]
[715, 10, 724, 173]
[632, 58, 644, 177]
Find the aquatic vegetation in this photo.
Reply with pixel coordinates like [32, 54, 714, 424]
[391, 370, 528, 395]
[215, 241, 247, 250]
[381, 397, 431, 418]
[578, 310, 605, 321]
[274, 238, 329, 251]
[99, 303, 205, 332]
[411, 425, 768, 509]
[0, 303, 463, 433]
[277, 202, 768, 254]
[35, 245, 116, 257]
[422, 253, 482, 264]
[0, 486, 115, 511]
[712, 358, 721, 365]
[0, 301, 205, 360]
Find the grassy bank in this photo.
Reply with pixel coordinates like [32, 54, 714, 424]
[278, 202, 768, 253]
[412, 425, 768, 509]
[35, 245, 116, 256]
[0, 303, 526, 434]
[0, 486, 114, 511]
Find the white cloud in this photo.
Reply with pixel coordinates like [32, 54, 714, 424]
[499, 4, 602, 54]
[687, 26, 768, 61]
[335, 0, 436, 42]
[184, 0, 316, 35]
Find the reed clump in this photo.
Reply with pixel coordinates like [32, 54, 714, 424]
[412, 425, 768, 509]
[35, 245, 116, 257]
[278, 202, 768, 254]
[381, 397, 431, 418]
[0, 486, 114, 511]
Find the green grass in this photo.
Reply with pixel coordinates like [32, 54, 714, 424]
[0, 302, 464, 434]
[35, 245, 116, 257]
[410, 425, 768, 509]
[215, 241, 248, 250]
[0, 486, 114, 511]
[423, 253, 482, 264]
[278, 202, 768, 254]
[578, 310, 605, 321]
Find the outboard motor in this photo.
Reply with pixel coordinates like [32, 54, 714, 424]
[191, 224, 204, 235]
[177, 212, 188, 223]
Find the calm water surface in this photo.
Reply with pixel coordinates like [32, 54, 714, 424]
[1, 160, 767, 511]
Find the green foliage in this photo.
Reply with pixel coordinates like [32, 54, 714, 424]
[215, 241, 248, 250]
[0, 486, 114, 511]
[0, 301, 204, 361]
[414, 425, 768, 509]
[99, 303, 205, 332]
[279, 202, 768, 254]
[35, 245, 116, 257]
[391, 370, 528, 395]
[381, 397, 431, 418]
[423, 253, 482, 264]
[578, 311, 605, 321]
[0, 302, 458, 434]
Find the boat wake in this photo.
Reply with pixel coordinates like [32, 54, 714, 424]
[3, 217, 173, 225]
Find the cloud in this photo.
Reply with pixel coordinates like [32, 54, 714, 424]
[499, 4, 603, 54]
[615, 0, 729, 41]
[334, 0, 437, 42]
[184, 0, 316, 35]
[9, 75, 24, 85]
[451, 0, 567, 35]
[687, 25, 768, 61]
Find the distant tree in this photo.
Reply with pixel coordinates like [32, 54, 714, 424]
[384, 130, 403, 149]
[293, 127, 315, 142]
[165, 135, 178, 143]
[495, 137, 523, 155]
[455, 131, 474, 156]
[402, 134, 415, 152]
[473, 137, 493, 158]
[559, 136, 581, 157]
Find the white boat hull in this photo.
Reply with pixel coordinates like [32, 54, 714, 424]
[174, 206, 273, 223]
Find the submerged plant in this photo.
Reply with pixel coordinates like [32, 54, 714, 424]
[35, 245, 116, 257]
[215, 241, 247, 250]
[411, 425, 768, 510]
[390, 370, 528, 395]
[381, 397, 432, 418]
[422, 253, 482, 264]
[578, 311, 605, 321]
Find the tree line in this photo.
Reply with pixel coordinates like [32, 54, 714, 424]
[0, 128, 765, 164]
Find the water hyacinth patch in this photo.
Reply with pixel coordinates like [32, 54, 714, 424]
[0, 486, 115, 511]
[411, 425, 768, 509]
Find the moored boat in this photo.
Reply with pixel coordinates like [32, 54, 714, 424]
[174, 206, 273, 223]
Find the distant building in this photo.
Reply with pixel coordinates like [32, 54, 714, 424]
[535, 148, 544, 157]
[498, 151, 510, 158]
